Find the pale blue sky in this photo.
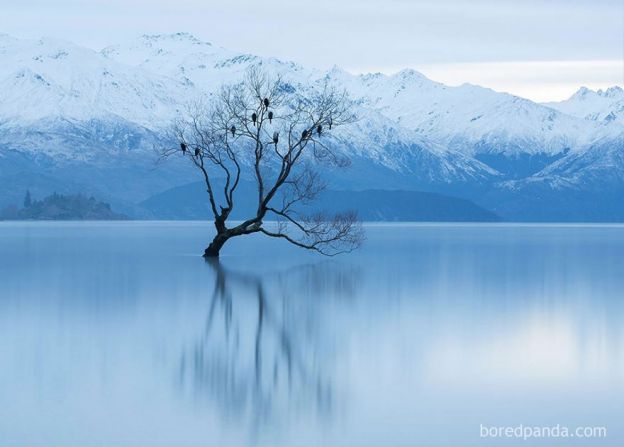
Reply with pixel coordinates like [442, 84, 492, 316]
[1, 0, 622, 100]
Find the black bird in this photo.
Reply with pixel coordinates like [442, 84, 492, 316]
[317, 124, 323, 136]
[301, 129, 308, 139]
[263, 98, 269, 107]
[251, 113, 257, 125]
[194, 147, 200, 157]
[268, 111, 273, 123]
[180, 142, 187, 153]
[230, 125, 236, 137]
[273, 131, 279, 145]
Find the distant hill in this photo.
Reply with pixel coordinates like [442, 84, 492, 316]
[1, 193, 127, 220]
[140, 181, 500, 222]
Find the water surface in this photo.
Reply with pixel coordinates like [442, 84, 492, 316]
[1, 222, 623, 446]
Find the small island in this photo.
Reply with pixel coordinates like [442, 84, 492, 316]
[0, 192, 127, 220]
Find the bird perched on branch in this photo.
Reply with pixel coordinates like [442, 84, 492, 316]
[251, 113, 257, 126]
[194, 147, 200, 157]
[230, 125, 236, 137]
[180, 142, 187, 153]
[263, 98, 269, 108]
[273, 131, 279, 145]
[317, 125, 323, 136]
[268, 111, 273, 123]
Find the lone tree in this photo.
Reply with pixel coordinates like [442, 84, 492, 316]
[163, 68, 363, 258]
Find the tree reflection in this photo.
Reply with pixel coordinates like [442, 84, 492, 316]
[179, 257, 360, 427]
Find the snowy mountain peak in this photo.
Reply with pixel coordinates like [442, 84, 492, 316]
[0, 34, 193, 126]
[0, 32, 622, 167]
[100, 32, 224, 71]
[568, 85, 624, 101]
[359, 72, 385, 81]
[570, 86, 592, 99]
[601, 86, 624, 98]
[2, 33, 624, 221]
[394, 68, 428, 81]
[326, 64, 349, 76]
[549, 85, 624, 126]
[138, 32, 211, 46]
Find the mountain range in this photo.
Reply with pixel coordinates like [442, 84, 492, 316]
[1, 32, 623, 221]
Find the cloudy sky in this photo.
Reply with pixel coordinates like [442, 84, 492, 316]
[1, 0, 622, 101]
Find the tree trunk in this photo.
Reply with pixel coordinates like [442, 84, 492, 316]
[203, 232, 230, 258]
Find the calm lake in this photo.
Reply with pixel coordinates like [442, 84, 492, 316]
[1, 222, 623, 446]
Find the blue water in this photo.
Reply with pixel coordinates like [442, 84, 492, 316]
[0, 222, 623, 446]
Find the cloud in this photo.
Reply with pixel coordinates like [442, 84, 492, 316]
[0, 0, 622, 101]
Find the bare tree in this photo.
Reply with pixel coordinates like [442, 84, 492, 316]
[163, 68, 364, 258]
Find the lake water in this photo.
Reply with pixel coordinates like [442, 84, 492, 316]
[0, 222, 623, 446]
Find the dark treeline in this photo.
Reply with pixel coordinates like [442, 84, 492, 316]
[0, 191, 127, 220]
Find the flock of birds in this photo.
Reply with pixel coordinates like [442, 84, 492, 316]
[180, 97, 332, 157]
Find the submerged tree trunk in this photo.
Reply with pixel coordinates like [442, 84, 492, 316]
[203, 233, 230, 258]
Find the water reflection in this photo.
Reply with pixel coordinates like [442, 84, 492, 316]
[1, 223, 624, 446]
[179, 257, 361, 427]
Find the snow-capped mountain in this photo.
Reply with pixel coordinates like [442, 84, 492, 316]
[546, 86, 624, 126]
[329, 68, 595, 157]
[0, 33, 498, 187]
[101, 33, 315, 92]
[0, 34, 191, 127]
[98, 34, 606, 159]
[1, 32, 623, 220]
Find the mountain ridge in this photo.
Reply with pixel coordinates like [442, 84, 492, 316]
[1, 32, 624, 221]
[140, 180, 501, 222]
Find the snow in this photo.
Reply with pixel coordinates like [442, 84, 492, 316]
[546, 86, 624, 126]
[0, 35, 193, 127]
[0, 32, 623, 186]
